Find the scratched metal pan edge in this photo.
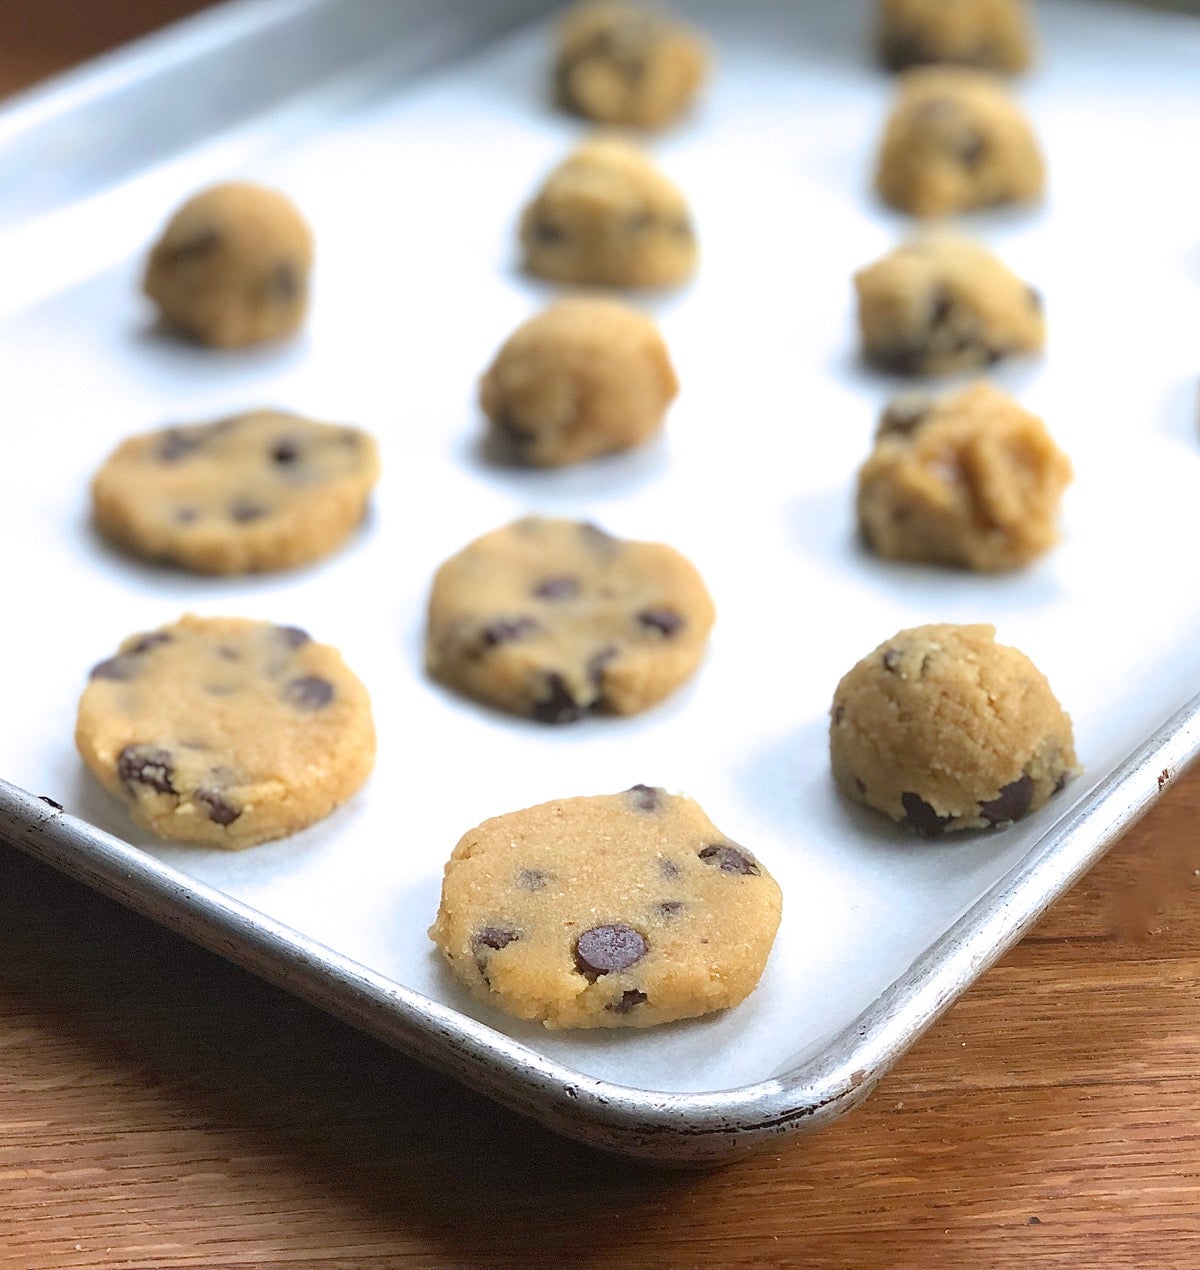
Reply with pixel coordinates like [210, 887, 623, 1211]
[4, 688, 1198, 1163]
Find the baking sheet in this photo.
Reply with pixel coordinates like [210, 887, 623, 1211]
[2, 0, 1200, 1109]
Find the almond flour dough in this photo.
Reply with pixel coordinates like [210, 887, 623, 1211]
[857, 382, 1072, 571]
[830, 623, 1078, 835]
[479, 297, 678, 466]
[429, 786, 782, 1028]
[877, 0, 1035, 74]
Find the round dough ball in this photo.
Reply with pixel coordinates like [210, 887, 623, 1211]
[875, 68, 1044, 217]
[554, 1, 708, 130]
[830, 623, 1078, 834]
[142, 182, 313, 348]
[479, 297, 678, 466]
[519, 136, 697, 288]
[877, 0, 1035, 74]
[853, 236, 1045, 377]
[429, 786, 782, 1029]
[857, 382, 1072, 572]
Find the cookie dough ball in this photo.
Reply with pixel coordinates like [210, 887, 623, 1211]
[76, 616, 375, 848]
[519, 136, 697, 288]
[875, 68, 1044, 217]
[429, 786, 782, 1029]
[877, 0, 1035, 74]
[425, 516, 715, 723]
[554, 2, 708, 130]
[479, 297, 678, 466]
[91, 410, 380, 575]
[853, 237, 1044, 376]
[857, 382, 1072, 571]
[830, 624, 1078, 835]
[142, 182, 313, 348]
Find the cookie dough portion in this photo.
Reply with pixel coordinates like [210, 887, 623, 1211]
[853, 237, 1044, 376]
[425, 516, 715, 723]
[877, 0, 1035, 74]
[520, 136, 697, 288]
[830, 624, 1078, 835]
[858, 382, 1072, 572]
[479, 297, 678, 466]
[91, 410, 380, 575]
[143, 182, 313, 348]
[875, 68, 1044, 217]
[76, 615, 375, 848]
[430, 786, 782, 1029]
[554, 2, 708, 130]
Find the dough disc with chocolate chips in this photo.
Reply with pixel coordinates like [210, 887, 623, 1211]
[429, 787, 782, 1029]
[75, 615, 375, 848]
[829, 623, 1078, 835]
[91, 409, 380, 575]
[424, 516, 715, 723]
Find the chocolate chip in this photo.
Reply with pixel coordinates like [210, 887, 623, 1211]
[958, 132, 987, 168]
[870, 344, 926, 375]
[516, 869, 549, 892]
[587, 645, 618, 690]
[196, 787, 241, 826]
[158, 429, 201, 462]
[607, 989, 648, 1014]
[90, 656, 135, 682]
[473, 925, 520, 952]
[854, 777, 867, 796]
[832, 704, 845, 725]
[574, 924, 647, 980]
[929, 288, 953, 328]
[231, 500, 268, 523]
[637, 608, 682, 637]
[626, 784, 661, 812]
[657, 900, 684, 918]
[129, 632, 171, 654]
[268, 261, 300, 302]
[492, 412, 536, 447]
[624, 211, 653, 235]
[531, 221, 567, 245]
[660, 860, 681, 878]
[482, 616, 540, 647]
[900, 792, 952, 835]
[533, 576, 579, 600]
[271, 438, 299, 464]
[879, 397, 929, 437]
[166, 227, 220, 264]
[531, 672, 583, 724]
[173, 506, 200, 524]
[275, 625, 311, 648]
[882, 649, 902, 672]
[879, 33, 932, 70]
[979, 773, 1034, 827]
[117, 746, 176, 795]
[699, 843, 760, 876]
[285, 675, 334, 710]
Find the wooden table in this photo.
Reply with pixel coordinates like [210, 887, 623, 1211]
[2, 5, 1198, 1265]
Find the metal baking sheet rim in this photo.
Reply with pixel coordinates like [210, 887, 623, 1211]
[1, 0, 1197, 1163]
[4, 692, 1197, 1163]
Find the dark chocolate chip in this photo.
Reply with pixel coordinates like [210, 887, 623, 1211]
[196, 787, 241, 826]
[698, 843, 760, 876]
[173, 506, 200, 524]
[879, 32, 933, 71]
[231, 499, 268, 523]
[900, 791, 953, 835]
[90, 656, 135, 682]
[482, 616, 540, 647]
[660, 859, 681, 878]
[275, 625, 311, 648]
[533, 575, 579, 601]
[39, 796, 64, 811]
[117, 746, 176, 795]
[832, 704, 845, 725]
[637, 608, 683, 637]
[870, 344, 926, 375]
[854, 777, 867, 796]
[271, 438, 300, 464]
[492, 412, 536, 447]
[284, 675, 334, 710]
[531, 672, 583, 725]
[929, 288, 954, 328]
[624, 211, 653, 235]
[587, 644, 618, 690]
[979, 773, 1034, 827]
[158, 429, 202, 462]
[129, 632, 171, 654]
[473, 926, 521, 952]
[166, 227, 220, 264]
[531, 221, 567, 245]
[626, 784, 662, 812]
[516, 869, 549, 892]
[882, 649, 902, 672]
[984, 346, 1007, 366]
[574, 924, 648, 981]
[879, 398, 929, 437]
[657, 900, 684, 918]
[268, 261, 300, 302]
[607, 989, 648, 1014]
[216, 645, 240, 662]
[957, 131, 987, 167]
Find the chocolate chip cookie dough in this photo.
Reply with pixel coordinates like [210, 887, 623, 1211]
[857, 382, 1072, 571]
[76, 616, 375, 848]
[520, 136, 697, 288]
[830, 624, 1078, 835]
[91, 409, 380, 575]
[429, 786, 782, 1028]
[143, 182, 313, 348]
[877, 0, 1035, 74]
[554, 1, 708, 130]
[875, 68, 1044, 217]
[479, 297, 678, 466]
[853, 237, 1044, 376]
[425, 516, 714, 723]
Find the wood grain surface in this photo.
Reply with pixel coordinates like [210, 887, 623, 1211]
[2, 4, 1199, 1266]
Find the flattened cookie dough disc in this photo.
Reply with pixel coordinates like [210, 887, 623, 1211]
[830, 623, 1079, 835]
[91, 409, 380, 575]
[76, 615, 375, 848]
[520, 136, 697, 288]
[877, 0, 1035, 74]
[425, 516, 715, 722]
[554, 1, 709, 130]
[853, 237, 1044, 376]
[479, 297, 679, 466]
[874, 68, 1044, 217]
[430, 786, 782, 1029]
[143, 182, 313, 348]
[857, 382, 1072, 572]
